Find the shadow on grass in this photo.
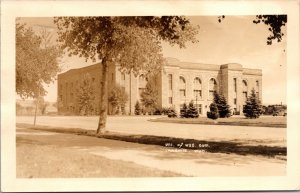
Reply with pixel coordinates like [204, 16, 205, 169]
[17, 123, 286, 158]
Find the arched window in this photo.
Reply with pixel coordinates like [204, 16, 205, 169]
[242, 80, 248, 101]
[193, 77, 202, 100]
[179, 76, 186, 99]
[209, 78, 217, 100]
[138, 74, 147, 99]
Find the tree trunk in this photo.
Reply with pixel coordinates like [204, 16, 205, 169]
[33, 98, 38, 126]
[96, 58, 108, 134]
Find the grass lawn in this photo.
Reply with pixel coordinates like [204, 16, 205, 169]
[17, 133, 182, 178]
[150, 116, 287, 128]
[17, 123, 286, 159]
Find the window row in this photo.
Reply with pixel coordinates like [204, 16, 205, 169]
[168, 75, 218, 102]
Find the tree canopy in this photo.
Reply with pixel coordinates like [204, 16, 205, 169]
[218, 15, 287, 45]
[16, 23, 62, 98]
[54, 16, 199, 132]
[54, 16, 199, 76]
[253, 15, 287, 45]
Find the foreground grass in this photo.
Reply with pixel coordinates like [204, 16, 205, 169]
[150, 116, 287, 128]
[18, 123, 286, 159]
[17, 137, 182, 178]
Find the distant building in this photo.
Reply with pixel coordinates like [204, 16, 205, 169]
[16, 99, 57, 115]
[57, 58, 262, 116]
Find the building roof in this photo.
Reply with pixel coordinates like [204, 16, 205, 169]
[58, 63, 101, 78]
[165, 57, 262, 75]
[58, 57, 262, 76]
[165, 57, 220, 71]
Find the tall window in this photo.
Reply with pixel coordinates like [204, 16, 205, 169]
[122, 73, 126, 81]
[70, 93, 74, 102]
[168, 97, 173, 104]
[209, 78, 217, 100]
[138, 74, 147, 99]
[65, 82, 68, 102]
[242, 80, 248, 101]
[179, 76, 186, 99]
[168, 74, 173, 90]
[256, 80, 259, 97]
[193, 77, 202, 100]
[195, 104, 202, 115]
[233, 78, 237, 92]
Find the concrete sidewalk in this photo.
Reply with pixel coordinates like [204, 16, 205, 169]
[16, 115, 286, 147]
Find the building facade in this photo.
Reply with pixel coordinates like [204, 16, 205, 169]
[57, 58, 262, 115]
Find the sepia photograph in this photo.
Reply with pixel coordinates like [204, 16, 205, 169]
[1, 0, 300, 192]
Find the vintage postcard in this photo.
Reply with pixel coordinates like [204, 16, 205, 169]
[1, 0, 300, 192]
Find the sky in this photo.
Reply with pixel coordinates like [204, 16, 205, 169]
[18, 16, 287, 105]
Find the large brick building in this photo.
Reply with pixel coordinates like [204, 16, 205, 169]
[57, 57, 262, 115]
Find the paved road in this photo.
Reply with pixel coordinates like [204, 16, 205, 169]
[17, 116, 286, 146]
[17, 126, 286, 177]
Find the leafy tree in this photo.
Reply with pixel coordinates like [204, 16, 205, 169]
[218, 15, 287, 45]
[54, 16, 199, 133]
[213, 92, 231, 118]
[134, 101, 141, 115]
[207, 103, 219, 120]
[108, 84, 128, 115]
[180, 103, 188, 118]
[76, 73, 96, 116]
[253, 15, 287, 45]
[186, 100, 199, 118]
[243, 89, 263, 119]
[33, 97, 49, 115]
[16, 23, 61, 99]
[140, 76, 159, 114]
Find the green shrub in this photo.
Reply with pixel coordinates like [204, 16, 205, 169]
[186, 100, 199, 118]
[153, 108, 162, 115]
[134, 101, 141, 115]
[180, 103, 188, 118]
[213, 92, 231, 118]
[243, 89, 263, 119]
[207, 103, 219, 120]
[161, 107, 170, 115]
[167, 107, 177, 118]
